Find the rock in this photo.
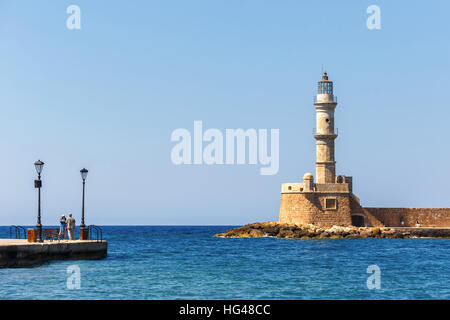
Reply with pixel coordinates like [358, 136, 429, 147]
[214, 222, 450, 239]
[277, 229, 295, 238]
[370, 228, 381, 237]
[248, 229, 264, 237]
[359, 229, 371, 238]
[318, 232, 330, 238]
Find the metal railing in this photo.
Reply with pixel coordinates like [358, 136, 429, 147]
[88, 225, 103, 242]
[10, 225, 26, 239]
[313, 95, 338, 103]
[313, 127, 339, 135]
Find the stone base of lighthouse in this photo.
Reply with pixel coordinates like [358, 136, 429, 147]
[278, 173, 450, 228]
[279, 192, 352, 227]
[278, 174, 385, 228]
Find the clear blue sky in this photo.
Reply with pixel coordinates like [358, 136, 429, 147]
[0, 1, 449, 225]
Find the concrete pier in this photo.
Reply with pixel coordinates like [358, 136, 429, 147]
[0, 239, 108, 268]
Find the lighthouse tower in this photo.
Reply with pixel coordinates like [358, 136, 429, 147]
[314, 72, 337, 184]
[278, 72, 357, 227]
[276, 72, 443, 229]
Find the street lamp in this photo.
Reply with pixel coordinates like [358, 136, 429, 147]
[80, 168, 88, 238]
[34, 160, 44, 242]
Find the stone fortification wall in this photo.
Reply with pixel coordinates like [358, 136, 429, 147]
[364, 208, 450, 227]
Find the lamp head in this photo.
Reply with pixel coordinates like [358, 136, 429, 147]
[80, 168, 88, 180]
[34, 160, 44, 175]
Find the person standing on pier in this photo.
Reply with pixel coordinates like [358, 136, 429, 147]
[58, 214, 67, 240]
[66, 213, 76, 240]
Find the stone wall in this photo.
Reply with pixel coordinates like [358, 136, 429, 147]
[279, 192, 352, 227]
[278, 188, 450, 228]
[349, 197, 384, 227]
[364, 208, 450, 228]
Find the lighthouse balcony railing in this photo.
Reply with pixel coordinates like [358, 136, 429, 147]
[313, 128, 338, 136]
[314, 95, 337, 103]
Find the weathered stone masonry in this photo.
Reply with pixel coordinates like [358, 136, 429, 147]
[366, 208, 450, 228]
[278, 73, 450, 228]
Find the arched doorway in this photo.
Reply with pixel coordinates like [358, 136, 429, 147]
[351, 215, 365, 227]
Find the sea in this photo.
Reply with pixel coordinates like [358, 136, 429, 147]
[1, 226, 449, 300]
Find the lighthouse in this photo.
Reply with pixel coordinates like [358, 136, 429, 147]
[277, 72, 450, 229]
[314, 72, 337, 184]
[278, 72, 355, 227]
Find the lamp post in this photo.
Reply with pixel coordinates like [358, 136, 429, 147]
[80, 168, 88, 239]
[34, 160, 44, 242]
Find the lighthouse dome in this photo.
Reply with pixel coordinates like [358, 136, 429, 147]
[303, 173, 313, 180]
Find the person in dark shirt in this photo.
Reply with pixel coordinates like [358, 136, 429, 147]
[58, 215, 66, 240]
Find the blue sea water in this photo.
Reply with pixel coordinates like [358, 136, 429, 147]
[0, 226, 449, 300]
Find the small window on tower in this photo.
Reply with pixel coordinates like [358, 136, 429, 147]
[325, 198, 337, 210]
[326, 118, 330, 123]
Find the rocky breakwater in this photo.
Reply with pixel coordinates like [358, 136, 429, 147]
[215, 222, 450, 239]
